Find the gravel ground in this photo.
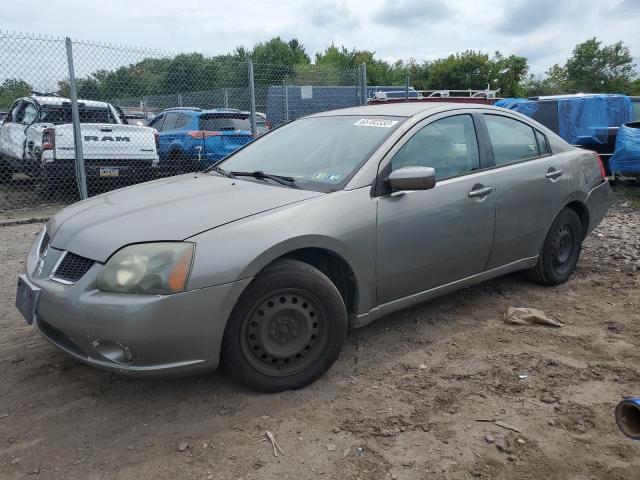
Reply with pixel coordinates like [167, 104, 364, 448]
[1, 187, 639, 480]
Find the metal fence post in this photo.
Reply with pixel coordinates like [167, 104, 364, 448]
[359, 63, 367, 105]
[65, 37, 88, 200]
[284, 84, 289, 122]
[224, 88, 229, 108]
[404, 75, 410, 102]
[248, 61, 257, 138]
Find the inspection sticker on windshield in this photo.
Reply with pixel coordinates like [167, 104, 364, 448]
[354, 118, 399, 128]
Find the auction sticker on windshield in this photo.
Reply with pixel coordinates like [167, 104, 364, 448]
[354, 119, 399, 128]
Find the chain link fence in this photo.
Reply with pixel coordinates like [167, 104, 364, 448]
[0, 31, 365, 218]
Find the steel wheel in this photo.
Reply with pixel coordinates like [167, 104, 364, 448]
[240, 289, 328, 377]
[551, 223, 574, 276]
[527, 208, 583, 286]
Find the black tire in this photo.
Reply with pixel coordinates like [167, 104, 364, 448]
[221, 259, 347, 392]
[527, 208, 583, 286]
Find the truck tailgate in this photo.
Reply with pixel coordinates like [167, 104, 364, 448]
[54, 124, 158, 160]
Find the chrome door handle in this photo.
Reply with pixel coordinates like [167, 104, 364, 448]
[545, 169, 563, 179]
[468, 186, 493, 198]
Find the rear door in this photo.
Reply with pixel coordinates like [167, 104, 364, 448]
[376, 112, 496, 304]
[481, 113, 570, 269]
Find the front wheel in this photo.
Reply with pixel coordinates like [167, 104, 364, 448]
[221, 259, 347, 392]
[527, 208, 583, 286]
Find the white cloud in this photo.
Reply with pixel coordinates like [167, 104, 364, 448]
[0, 0, 638, 75]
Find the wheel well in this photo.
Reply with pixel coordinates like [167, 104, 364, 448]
[277, 248, 358, 318]
[565, 201, 589, 238]
[169, 147, 183, 158]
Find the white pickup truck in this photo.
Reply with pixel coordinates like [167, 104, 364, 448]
[0, 94, 159, 185]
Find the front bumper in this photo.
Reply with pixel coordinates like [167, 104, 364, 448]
[24, 231, 251, 377]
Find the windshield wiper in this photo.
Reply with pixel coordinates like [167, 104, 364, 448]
[230, 170, 301, 189]
[210, 165, 235, 178]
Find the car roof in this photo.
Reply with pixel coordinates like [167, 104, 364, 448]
[27, 95, 111, 109]
[160, 108, 245, 115]
[309, 102, 498, 118]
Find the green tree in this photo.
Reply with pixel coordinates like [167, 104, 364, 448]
[566, 38, 635, 92]
[0, 79, 32, 109]
[315, 44, 404, 85]
[426, 51, 493, 91]
[251, 37, 310, 66]
[544, 38, 636, 94]
[490, 52, 529, 97]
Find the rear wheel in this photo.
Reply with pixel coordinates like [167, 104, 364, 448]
[527, 208, 583, 286]
[221, 259, 347, 392]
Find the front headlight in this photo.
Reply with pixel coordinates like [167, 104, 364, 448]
[97, 243, 194, 294]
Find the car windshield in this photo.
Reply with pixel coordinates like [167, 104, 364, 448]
[40, 104, 117, 124]
[215, 115, 404, 192]
[200, 113, 251, 131]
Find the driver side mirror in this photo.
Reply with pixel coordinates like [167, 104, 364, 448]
[386, 166, 436, 192]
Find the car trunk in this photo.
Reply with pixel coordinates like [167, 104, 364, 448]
[199, 113, 253, 160]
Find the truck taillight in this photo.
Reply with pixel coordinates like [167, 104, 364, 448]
[154, 131, 159, 150]
[42, 128, 55, 151]
[187, 131, 222, 139]
[595, 154, 607, 180]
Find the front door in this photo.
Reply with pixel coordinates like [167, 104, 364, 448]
[376, 113, 496, 305]
[0, 101, 28, 160]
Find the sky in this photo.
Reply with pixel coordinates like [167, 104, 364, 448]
[1, 0, 640, 76]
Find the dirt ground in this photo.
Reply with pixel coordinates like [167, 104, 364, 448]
[1, 186, 640, 480]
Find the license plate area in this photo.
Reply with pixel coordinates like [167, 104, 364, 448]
[100, 167, 119, 177]
[16, 274, 40, 325]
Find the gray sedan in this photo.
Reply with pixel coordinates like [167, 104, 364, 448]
[16, 103, 611, 391]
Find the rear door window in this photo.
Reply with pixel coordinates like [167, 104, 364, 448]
[200, 113, 251, 132]
[391, 114, 480, 181]
[161, 112, 180, 131]
[147, 115, 164, 131]
[485, 115, 540, 166]
[177, 114, 190, 129]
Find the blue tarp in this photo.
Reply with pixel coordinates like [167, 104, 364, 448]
[610, 122, 640, 174]
[496, 94, 634, 146]
[557, 96, 611, 145]
[495, 98, 539, 117]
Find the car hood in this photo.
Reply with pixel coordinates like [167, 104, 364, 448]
[48, 173, 322, 262]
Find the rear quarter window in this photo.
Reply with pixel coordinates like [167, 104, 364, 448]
[535, 130, 552, 155]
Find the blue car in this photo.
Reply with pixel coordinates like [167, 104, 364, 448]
[148, 108, 254, 172]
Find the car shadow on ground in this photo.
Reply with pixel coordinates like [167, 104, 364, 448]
[33, 270, 537, 405]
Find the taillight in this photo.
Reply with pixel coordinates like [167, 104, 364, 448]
[42, 128, 55, 151]
[153, 131, 159, 150]
[266, 122, 272, 130]
[187, 131, 222, 139]
[595, 154, 607, 180]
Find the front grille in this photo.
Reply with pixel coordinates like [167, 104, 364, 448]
[39, 232, 50, 257]
[52, 252, 95, 283]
